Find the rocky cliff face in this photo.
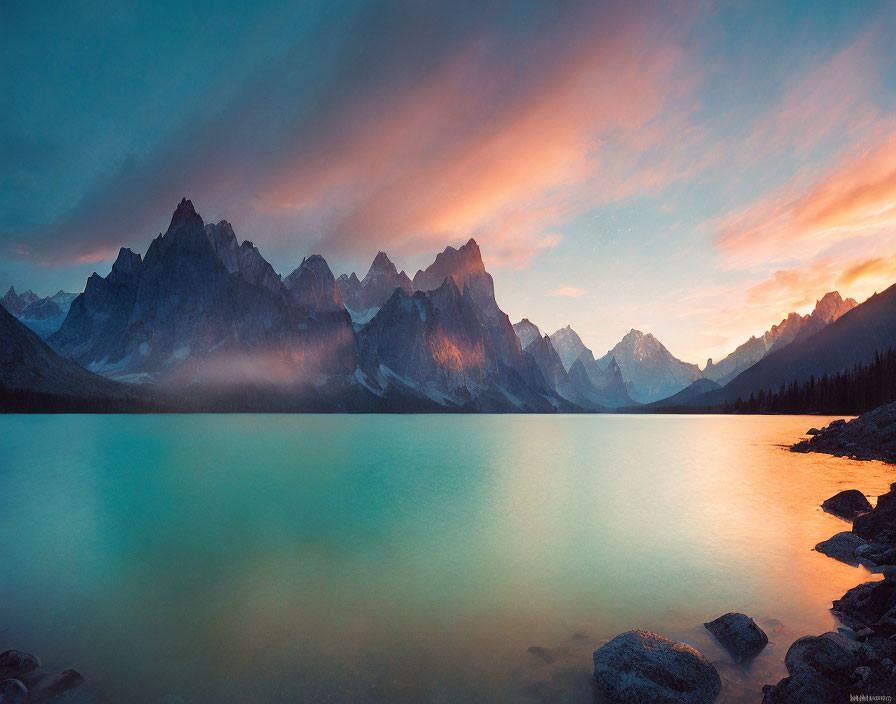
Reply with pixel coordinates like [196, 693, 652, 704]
[205, 220, 282, 294]
[548, 325, 589, 370]
[547, 325, 635, 407]
[357, 277, 555, 411]
[337, 252, 412, 317]
[599, 329, 701, 404]
[513, 318, 542, 350]
[412, 239, 500, 319]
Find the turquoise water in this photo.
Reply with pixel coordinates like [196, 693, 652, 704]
[0, 414, 893, 703]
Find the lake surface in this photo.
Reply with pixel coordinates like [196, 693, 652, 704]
[1, 414, 893, 703]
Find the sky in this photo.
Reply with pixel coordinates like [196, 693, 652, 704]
[3, 0, 896, 364]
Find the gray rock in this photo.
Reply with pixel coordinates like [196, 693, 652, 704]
[0, 651, 40, 680]
[785, 633, 859, 684]
[822, 490, 873, 520]
[704, 612, 769, 663]
[0, 678, 28, 704]
[30, 668, 84, 700]
[832, 580, 896, 635]
[761, 669, 841, 703]
[815, 531, 867, 565]
[592, 629, 721, 704]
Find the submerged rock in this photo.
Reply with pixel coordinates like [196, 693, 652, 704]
[822, 490, 873, 520]
[0, 678, 28, 703]
[0, 651, 40, 680]
[762, 668, 841, 703]
[815, 531, 866, 565]
[30, 668, 84, 700]
[704, 613, 768, 663]
[592, 629, 721, 704]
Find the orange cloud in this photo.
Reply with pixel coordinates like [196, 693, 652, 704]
[716, 125, 896, 268]
[260, 7, 703, 268]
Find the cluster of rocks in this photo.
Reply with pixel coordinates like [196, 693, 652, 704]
[762, 482, 896, 701]
[0, 650, 83, 702]
[815, 484, 896, 569]
[591, 613, 768, 703]
[792, 403, 896, 463]
[589, 480, 896, 701]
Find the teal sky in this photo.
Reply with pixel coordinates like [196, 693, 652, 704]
[3, 1, 896, 363]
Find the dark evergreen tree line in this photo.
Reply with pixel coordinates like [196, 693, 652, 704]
[726, 347, 896, 415]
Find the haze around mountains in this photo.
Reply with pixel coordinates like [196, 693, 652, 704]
[0, 198, 889, 412]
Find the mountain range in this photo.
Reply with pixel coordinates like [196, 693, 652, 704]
[1, 197, 890, 413]
[701, 292, 857, 386]
[1, 286, 78, 339]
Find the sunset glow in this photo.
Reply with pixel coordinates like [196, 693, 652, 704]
[3, 0, 896, 364]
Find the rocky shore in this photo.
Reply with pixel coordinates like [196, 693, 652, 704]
[585, 408, 896, 702]
[0, 650, 84, 702]
[791, 402, 896, 463]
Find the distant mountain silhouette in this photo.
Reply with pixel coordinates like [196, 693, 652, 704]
[0, 286, 77, 339]
[509, 322, 632, 407]
[689, 284, 896, 407]
[703, 292, 857, 385]
[598, 329, 701, 404]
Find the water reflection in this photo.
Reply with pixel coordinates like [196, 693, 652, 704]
[0, 414, 892, 703]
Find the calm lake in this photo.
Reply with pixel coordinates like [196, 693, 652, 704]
[1, 414, 893, 703]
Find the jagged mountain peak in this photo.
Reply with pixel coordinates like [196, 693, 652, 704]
[602, 329, 701, 403]
[168, 197, 203, 232]
[370, 251, 395, 269]
[513, 318, 542, 349]
[112, 247, 142, 275]
[811, 290, 858, 324]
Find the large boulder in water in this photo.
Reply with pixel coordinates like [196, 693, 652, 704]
[822, 490, 873, 520]
[784, 633, 860, 684]
[762, 630, 896, 702]
[592, 630, 721, 704]
[704, 612, 768, 663]
[815, 531, 866, 565]
[0, 678, 29, 703]
[762, 669, 842, 703]
[30, 668, 84, 700]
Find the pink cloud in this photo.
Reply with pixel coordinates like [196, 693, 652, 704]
[257, 7, 705, 268]
[550, 287, 587, 298]
[715, 124, 896, 268]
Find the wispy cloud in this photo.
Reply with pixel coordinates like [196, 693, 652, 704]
[9, 2, 706, 270]
[550, 286, 587, 298]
